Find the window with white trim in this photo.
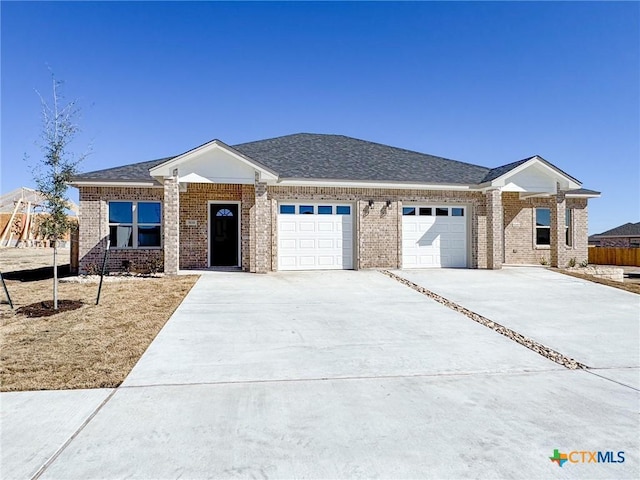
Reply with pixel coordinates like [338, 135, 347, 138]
[109, 201, 162, 248]
[535, 208, 551, 246]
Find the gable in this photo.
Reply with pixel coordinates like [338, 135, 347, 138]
[486, 156, 581, 194]
[174, 147, 257, 184]
[149, 140, 277, 184]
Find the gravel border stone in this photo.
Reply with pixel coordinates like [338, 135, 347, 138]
[381, 270, 588, 370]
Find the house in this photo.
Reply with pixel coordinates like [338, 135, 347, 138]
[589, 222, 640, 248]
[70, 133, 600, 274]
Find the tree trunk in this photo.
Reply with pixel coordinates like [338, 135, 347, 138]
[53, 239, 58, 310]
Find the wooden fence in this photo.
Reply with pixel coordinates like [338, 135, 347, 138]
[588, 247, 640, 267]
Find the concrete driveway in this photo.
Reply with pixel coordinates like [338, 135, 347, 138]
[2, 270, 638, 479]
[395, 267, 640, 388]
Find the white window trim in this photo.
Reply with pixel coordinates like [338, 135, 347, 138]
[565, 208, 573, 248]
[108, 201, 163, 249]
[534, 207, 551, 249]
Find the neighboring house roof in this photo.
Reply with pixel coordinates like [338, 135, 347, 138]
[593, 222, 640, 238]
[71, 133, 590, 191]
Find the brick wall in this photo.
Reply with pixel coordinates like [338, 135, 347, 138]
[78, 186, 164, 273]
[486, 189, 503, 269]
[164, 176, 179, 274]
[502, 192, 589, 266]
[79, 184, 592, 273]
[178, 183, 254, 270]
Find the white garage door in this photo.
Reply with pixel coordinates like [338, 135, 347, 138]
[277, 203, 353, 271]
[402, 205, 467, 268]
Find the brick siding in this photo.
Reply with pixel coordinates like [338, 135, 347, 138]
[178, 183, 254, 271]
[78, 186, 164, 274]
[78, 184, 590, 273]
[503, 192, 588, 266]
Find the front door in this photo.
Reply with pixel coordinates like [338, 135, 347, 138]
[210, 204, 239, 266]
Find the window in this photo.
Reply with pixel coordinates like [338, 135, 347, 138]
[403, 207, 416, 216]
[630, 238, 640, 248]
[109, 201, 162, 248]
[216, 208, 233, 217]
[565, 209, 572, 246]
[436, 207, 449, 216]
[280, 205, 295, 214]
[299, 205, 314, 214]
[419, 207, 432, 216]
[318, 206, 333, 215]
[336, 206, 351, 215]
[536, 208, 551, 246]
[452, 208, 464, 217]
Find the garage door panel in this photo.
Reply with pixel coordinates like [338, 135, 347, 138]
[278, 205, 353, 271]
[280, 239, 296, 249]
[299, 239, 315, 249]
[403, 206, 467, 268]
[279, 221, 296, 232]
[317, 222, 335, 232]
[317, 238, 334, 249]
[279, 256, 297, 268]
[317, 256, 336, 266]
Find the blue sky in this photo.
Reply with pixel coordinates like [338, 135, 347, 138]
[1, 1, 638, 234]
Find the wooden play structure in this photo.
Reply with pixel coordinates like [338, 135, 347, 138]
[0, 187, 78, 248]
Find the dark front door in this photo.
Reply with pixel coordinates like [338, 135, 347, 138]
[210, 204, 239, 266]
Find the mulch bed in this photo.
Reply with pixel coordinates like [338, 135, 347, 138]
[16, 299, 84, 318]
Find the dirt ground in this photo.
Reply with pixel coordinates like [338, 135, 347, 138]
[0, 247, 71, 273]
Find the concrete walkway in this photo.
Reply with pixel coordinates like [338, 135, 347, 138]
[2, 270, 638, 479]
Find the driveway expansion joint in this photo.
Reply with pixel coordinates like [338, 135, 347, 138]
[119, 368, 566, 390]
[30, 389, 118, 480]
[381, 270, 589, 371]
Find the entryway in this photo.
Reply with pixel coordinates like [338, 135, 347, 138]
[209, 203, 239, 267]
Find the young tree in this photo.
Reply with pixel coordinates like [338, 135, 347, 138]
[31, 75, 87, 309]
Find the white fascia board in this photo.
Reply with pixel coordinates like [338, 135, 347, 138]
[490, 157, 581, 190]
[565, 192, 601, 198]
[70, 181, 162, 188]
[149, 140, 278, 181]
[275, 178, 475, 191]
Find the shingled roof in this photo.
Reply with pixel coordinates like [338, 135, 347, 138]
[232, 134, 489, 184]
[594, 222, 640, 237]
[72, 133, 580, 187]
[73, 157, 173, 183]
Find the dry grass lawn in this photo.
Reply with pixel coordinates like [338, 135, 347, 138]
[0, 275, 198, 391]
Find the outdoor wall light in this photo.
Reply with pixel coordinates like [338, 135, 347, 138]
[386, 200, 392, 207]
[368, 199, 374, 207]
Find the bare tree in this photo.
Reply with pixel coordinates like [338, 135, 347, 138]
[31, 74, 87, 309]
